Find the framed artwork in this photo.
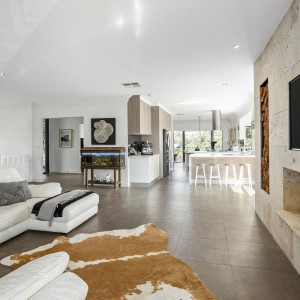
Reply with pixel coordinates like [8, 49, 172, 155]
[59, 129, 72, 148]
[91, 118, 116, 145]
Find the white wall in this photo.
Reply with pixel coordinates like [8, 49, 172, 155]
[173, 119, 231, 150]
[0, 102, 33, 180]
[32, 98, 129, 185]
[49, 117, 83, 173]
[230, 95, 255, 143]
[239, 111, 252, 140]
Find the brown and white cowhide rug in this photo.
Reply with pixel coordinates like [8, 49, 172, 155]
[1, 224, 216, 300]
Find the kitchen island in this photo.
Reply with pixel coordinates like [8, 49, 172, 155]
[189, 153, 255, 185]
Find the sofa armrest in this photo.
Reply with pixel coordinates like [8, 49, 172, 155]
[28, 183, 62, 198]
[0, 252, 69, 300]
[29, 272, 88, 300]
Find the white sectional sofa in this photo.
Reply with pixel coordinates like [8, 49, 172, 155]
[0, 168, 99, 244]
[0, 252, 88, 300]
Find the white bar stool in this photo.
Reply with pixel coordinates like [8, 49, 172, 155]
[239, 163, 252, 188]
[209, 164, 221, 186]
[195, 164, 207, 187]
[224, 164, 237, 187]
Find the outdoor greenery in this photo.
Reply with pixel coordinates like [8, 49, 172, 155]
[174, 131, 223, 161]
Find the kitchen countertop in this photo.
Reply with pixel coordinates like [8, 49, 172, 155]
[189, 153, 255, 183]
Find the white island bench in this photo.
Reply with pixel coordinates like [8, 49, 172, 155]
[189, 153, 255, 185]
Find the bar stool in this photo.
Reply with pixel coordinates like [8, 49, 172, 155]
[239, 163, 252, 188]
[209, 164, 221, 187]
[195, 164, 207, 187]
[224, 164, 237, 187]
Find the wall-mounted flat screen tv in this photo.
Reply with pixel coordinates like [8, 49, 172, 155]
[290, 74, 300, 150]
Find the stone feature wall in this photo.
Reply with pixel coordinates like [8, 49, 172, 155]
[260, 81, 270, 194]
[254, 0, 300, 274]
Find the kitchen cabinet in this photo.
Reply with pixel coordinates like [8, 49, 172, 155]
[128, 95, 152, 135]
[129, 155, 159, 184]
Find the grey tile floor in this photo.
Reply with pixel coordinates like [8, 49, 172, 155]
[1, 163, 300, 299]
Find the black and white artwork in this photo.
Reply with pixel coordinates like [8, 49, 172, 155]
[59, 129, 72, 148]
[91, 118, 116, 145]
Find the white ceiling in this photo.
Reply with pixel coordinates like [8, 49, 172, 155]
[0, 0, 293, 120]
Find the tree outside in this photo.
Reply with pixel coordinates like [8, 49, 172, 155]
[174, 131, 223, 162]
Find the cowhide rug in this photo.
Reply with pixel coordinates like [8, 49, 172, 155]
[1, 224, 216, 300]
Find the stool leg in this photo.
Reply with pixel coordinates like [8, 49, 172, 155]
[195, 165, 199, 187]
[239, 166, 244, 187]
[209, 165, 212, 187]
[203, 165, 207, 187]
[233, 165, 237, 187]
[247, 165, 252, 188]
[225, 165, 228, 187]
[217, 165, 221, 186]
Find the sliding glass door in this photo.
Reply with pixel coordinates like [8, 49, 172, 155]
[174, 130, 223, 163]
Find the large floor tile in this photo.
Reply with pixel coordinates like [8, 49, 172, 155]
[147, 219, 183, 236]
[181, 220, 226, 240]
[184, 260, 238, 300]
[185, 210, 223, 224]
[221, 213, 263, 227]
[224, 222, 277, 245]
[168, 235, 179, 255]
[232, 266, 300, 300]
[228, 242, 296, 273]
[175, 237, 230, 265]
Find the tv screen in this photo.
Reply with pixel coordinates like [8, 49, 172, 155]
[290, 75, 300, 150]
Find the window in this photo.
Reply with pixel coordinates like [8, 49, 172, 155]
[173, 130, 223, 162]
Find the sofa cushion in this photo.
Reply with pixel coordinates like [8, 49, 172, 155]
[0, 186, 26, 206]
[29, 272, 88, 300]
[28, 183, 62, 198]
[0, 252, 69, 300]
[0, 202, 30, 231]
[0, 168, 23, 183]
[0, 181, 31, 200]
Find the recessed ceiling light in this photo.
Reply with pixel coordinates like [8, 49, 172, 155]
[0, 73, 5, 76]
[117, 19, 124, 26]
[222, 83, 228, 86]
[233, 44, 240, 49]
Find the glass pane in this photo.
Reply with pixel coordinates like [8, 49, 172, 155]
[212, 130, 223, 151]
[185, 131, 212, 152]
[174, 131, 183, 162]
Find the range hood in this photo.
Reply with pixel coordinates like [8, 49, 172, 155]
[212, 110, 222, 130]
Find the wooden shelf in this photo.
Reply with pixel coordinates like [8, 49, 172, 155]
[88, 180, 115, 186]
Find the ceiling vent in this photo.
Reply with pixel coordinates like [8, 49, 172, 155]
[122, 82, 141, 88]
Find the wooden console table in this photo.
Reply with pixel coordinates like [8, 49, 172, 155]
[83, 166, 121, 189]
[80, 147, 126, 189]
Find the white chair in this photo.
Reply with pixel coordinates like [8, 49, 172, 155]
[239, 163, 252, 188]
[224, 164, 237, 187]
[195, 164, 207, 187]
[209, 164, 221, 186]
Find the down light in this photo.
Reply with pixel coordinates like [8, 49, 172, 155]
[0, 73, 5, 76]
[233, 44, 240, 49]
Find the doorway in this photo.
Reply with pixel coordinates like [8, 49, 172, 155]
[43, 119, 49, 174]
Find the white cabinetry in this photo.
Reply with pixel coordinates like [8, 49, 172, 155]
[129, 155, 159, 184]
